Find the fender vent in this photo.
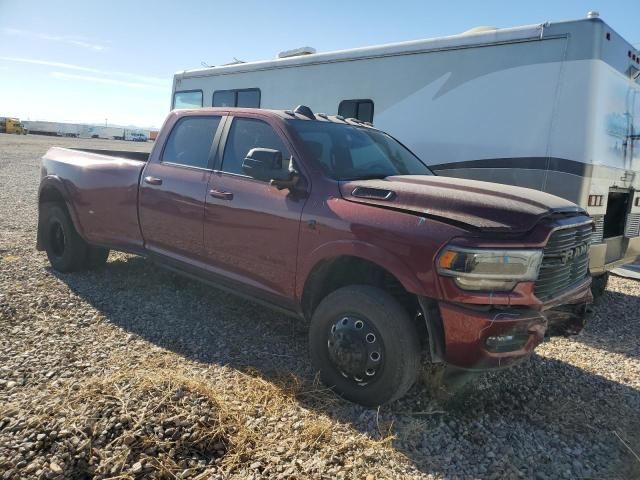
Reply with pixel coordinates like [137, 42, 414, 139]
[592, 215, 605, 243]
[624, 213, 640, 238]
[351, 186, 396, 201]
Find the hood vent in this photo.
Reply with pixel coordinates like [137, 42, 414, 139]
[351, 186, 396, 201]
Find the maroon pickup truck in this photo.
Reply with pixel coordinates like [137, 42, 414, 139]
[37, 106, 593, 406]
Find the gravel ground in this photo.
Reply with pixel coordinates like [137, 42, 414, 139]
[1, 132, 639, 479]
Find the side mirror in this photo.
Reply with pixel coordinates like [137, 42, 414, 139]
[242, 148, 299, 190]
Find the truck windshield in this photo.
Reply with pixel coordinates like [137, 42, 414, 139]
[288, 120, 432, 180]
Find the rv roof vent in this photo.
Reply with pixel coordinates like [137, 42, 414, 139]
[293, 105, 315, 119]
[461, 26, 498, 35]
[587, 11, 600, 18]
[277, 47, 317, 59]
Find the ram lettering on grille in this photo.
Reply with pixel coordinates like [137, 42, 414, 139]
[534, 223, 592, 301]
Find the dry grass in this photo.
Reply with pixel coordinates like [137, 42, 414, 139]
[1, 352, 397, 478]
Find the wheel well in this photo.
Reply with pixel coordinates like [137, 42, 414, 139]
[302, 256, 424, 326]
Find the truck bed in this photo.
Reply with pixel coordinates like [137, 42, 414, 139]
[69, 148, 150, 162]
[40, 147, 147, 251]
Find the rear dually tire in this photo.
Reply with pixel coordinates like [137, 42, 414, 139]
[41, 202, 110, 272]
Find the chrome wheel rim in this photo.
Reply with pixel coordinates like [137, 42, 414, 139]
[327, 315, 384, 386]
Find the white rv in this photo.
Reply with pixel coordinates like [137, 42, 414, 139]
[171, 13, 640, 287]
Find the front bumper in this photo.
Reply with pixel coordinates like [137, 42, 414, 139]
[436, 278, 593, 370]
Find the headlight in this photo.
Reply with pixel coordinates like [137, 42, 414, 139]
[436, 247, 543, 291]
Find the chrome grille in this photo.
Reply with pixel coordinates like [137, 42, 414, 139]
[624, 213, 640, 238]
[591, 215, 604, 244]
[534, 222, 592, 301]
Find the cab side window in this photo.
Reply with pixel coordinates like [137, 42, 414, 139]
[162, 116, 221, 169]
[221, 118, 289, 176]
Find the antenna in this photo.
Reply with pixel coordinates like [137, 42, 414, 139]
[222, 57, 246, 66]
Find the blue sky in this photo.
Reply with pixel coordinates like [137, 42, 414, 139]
[0, 0, 638, 128]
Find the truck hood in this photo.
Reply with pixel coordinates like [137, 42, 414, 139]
[339, 175, 584, 232]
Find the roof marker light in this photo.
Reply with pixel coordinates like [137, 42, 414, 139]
[293, 105, 315, 119]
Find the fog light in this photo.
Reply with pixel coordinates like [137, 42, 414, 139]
[485, 334, 528, 352]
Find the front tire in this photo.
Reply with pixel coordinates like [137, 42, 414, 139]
[591, 272, 609, 301]
[309, 285, 421, 407]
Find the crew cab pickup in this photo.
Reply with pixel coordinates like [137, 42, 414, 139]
[37, 106, 593, 406]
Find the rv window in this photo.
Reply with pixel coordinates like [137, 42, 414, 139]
[212, 88, 261, 108]
[237, 89, 260, 108]
[161, 116, 221, 169]
[221, 117, 289, 176]
[173, 90, 203, 109]
[338, 99, 374, 123]
[212, 90, 235, 107]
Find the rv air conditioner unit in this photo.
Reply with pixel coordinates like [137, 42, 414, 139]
[277, 47, 316, 59]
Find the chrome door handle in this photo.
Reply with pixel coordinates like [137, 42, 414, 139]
[144, 176, 163, 185]
[209, 189, 234, 200]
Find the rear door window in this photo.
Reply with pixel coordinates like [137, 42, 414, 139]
[173, 90, 203, 109]
[221, 117, 289, 176]
[162, 116, 221, 169]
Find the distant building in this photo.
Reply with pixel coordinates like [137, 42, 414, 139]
[22, 120, 150, 141]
